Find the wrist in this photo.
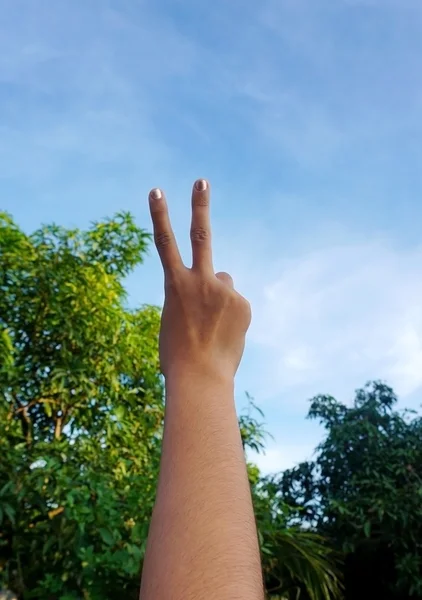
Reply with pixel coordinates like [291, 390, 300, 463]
[164, 363, 235, 394]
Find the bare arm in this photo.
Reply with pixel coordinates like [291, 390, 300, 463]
[139, 180, 264, 600]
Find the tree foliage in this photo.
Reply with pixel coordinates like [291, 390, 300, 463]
[240, 398, 343, 600]
[279, 382, 422, 599]
[0, 212, 163, 598]
[254, 479, 343, 600]
[0, 212, 343, 599]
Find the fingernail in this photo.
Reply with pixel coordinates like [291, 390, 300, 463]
[149, 188, 162, 201]
[194, 179, 207, 192]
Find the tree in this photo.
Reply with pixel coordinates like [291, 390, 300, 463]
[0, 212, 163, 599]
[240, 398, 343, 600]
[279, 382, 422, 599]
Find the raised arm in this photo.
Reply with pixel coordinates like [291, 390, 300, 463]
[139, 179, 264, 600]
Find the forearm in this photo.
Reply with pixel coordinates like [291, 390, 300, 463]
[140, 370, 264, 600]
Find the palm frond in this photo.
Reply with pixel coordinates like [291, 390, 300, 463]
[262, 528, 343, 600]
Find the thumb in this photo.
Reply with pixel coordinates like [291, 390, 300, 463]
[215, 271, 234, 289]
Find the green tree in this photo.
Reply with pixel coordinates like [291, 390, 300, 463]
[279, 382, 422, 599]
[0, 212, 163, 599]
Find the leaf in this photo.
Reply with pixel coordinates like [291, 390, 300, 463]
[0, 481, 14, 497]
[4, 503, 15, 524]
[43, 537, 55, 556]
[99, 528, 115, 546]
[115, 406, 125, 421]
[363, 521, 371, 538]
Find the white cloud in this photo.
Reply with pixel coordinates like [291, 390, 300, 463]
[242, 239, 422, 404]
[234, 234, 422, 474]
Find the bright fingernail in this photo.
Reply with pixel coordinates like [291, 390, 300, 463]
[149, 188, 162, 201]
[194, 179, 207, 192]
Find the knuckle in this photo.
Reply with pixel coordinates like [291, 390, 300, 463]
[194, 196, 209, 207]
[155, 231, 172, 249]
[190, 227, 209, 243]
[236, 294, 252, 318]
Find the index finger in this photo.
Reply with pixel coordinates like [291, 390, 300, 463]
[149, 188, 183, 273]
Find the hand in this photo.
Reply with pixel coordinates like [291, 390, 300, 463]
[148, 179, 251, 383]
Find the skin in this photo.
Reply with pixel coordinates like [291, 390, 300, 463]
[139, 179, 264, 600]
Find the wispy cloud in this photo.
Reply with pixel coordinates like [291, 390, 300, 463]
[0, 0, 198, 185]
[2, 0, 422, 184]
[229, 0, 422, 168]
[241, 238, 422, 405]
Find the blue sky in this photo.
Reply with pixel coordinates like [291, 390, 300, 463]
[2, 0, 422, 473]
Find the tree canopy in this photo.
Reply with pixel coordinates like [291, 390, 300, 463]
[279, 382, 422, 599]
[0, 212, 163, 598]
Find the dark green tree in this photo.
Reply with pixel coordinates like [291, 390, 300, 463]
[240, 398, 343, 600]
[279, 382, 422, 599]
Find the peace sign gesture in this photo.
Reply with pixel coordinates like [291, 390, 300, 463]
[148, 179, 251, 382]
